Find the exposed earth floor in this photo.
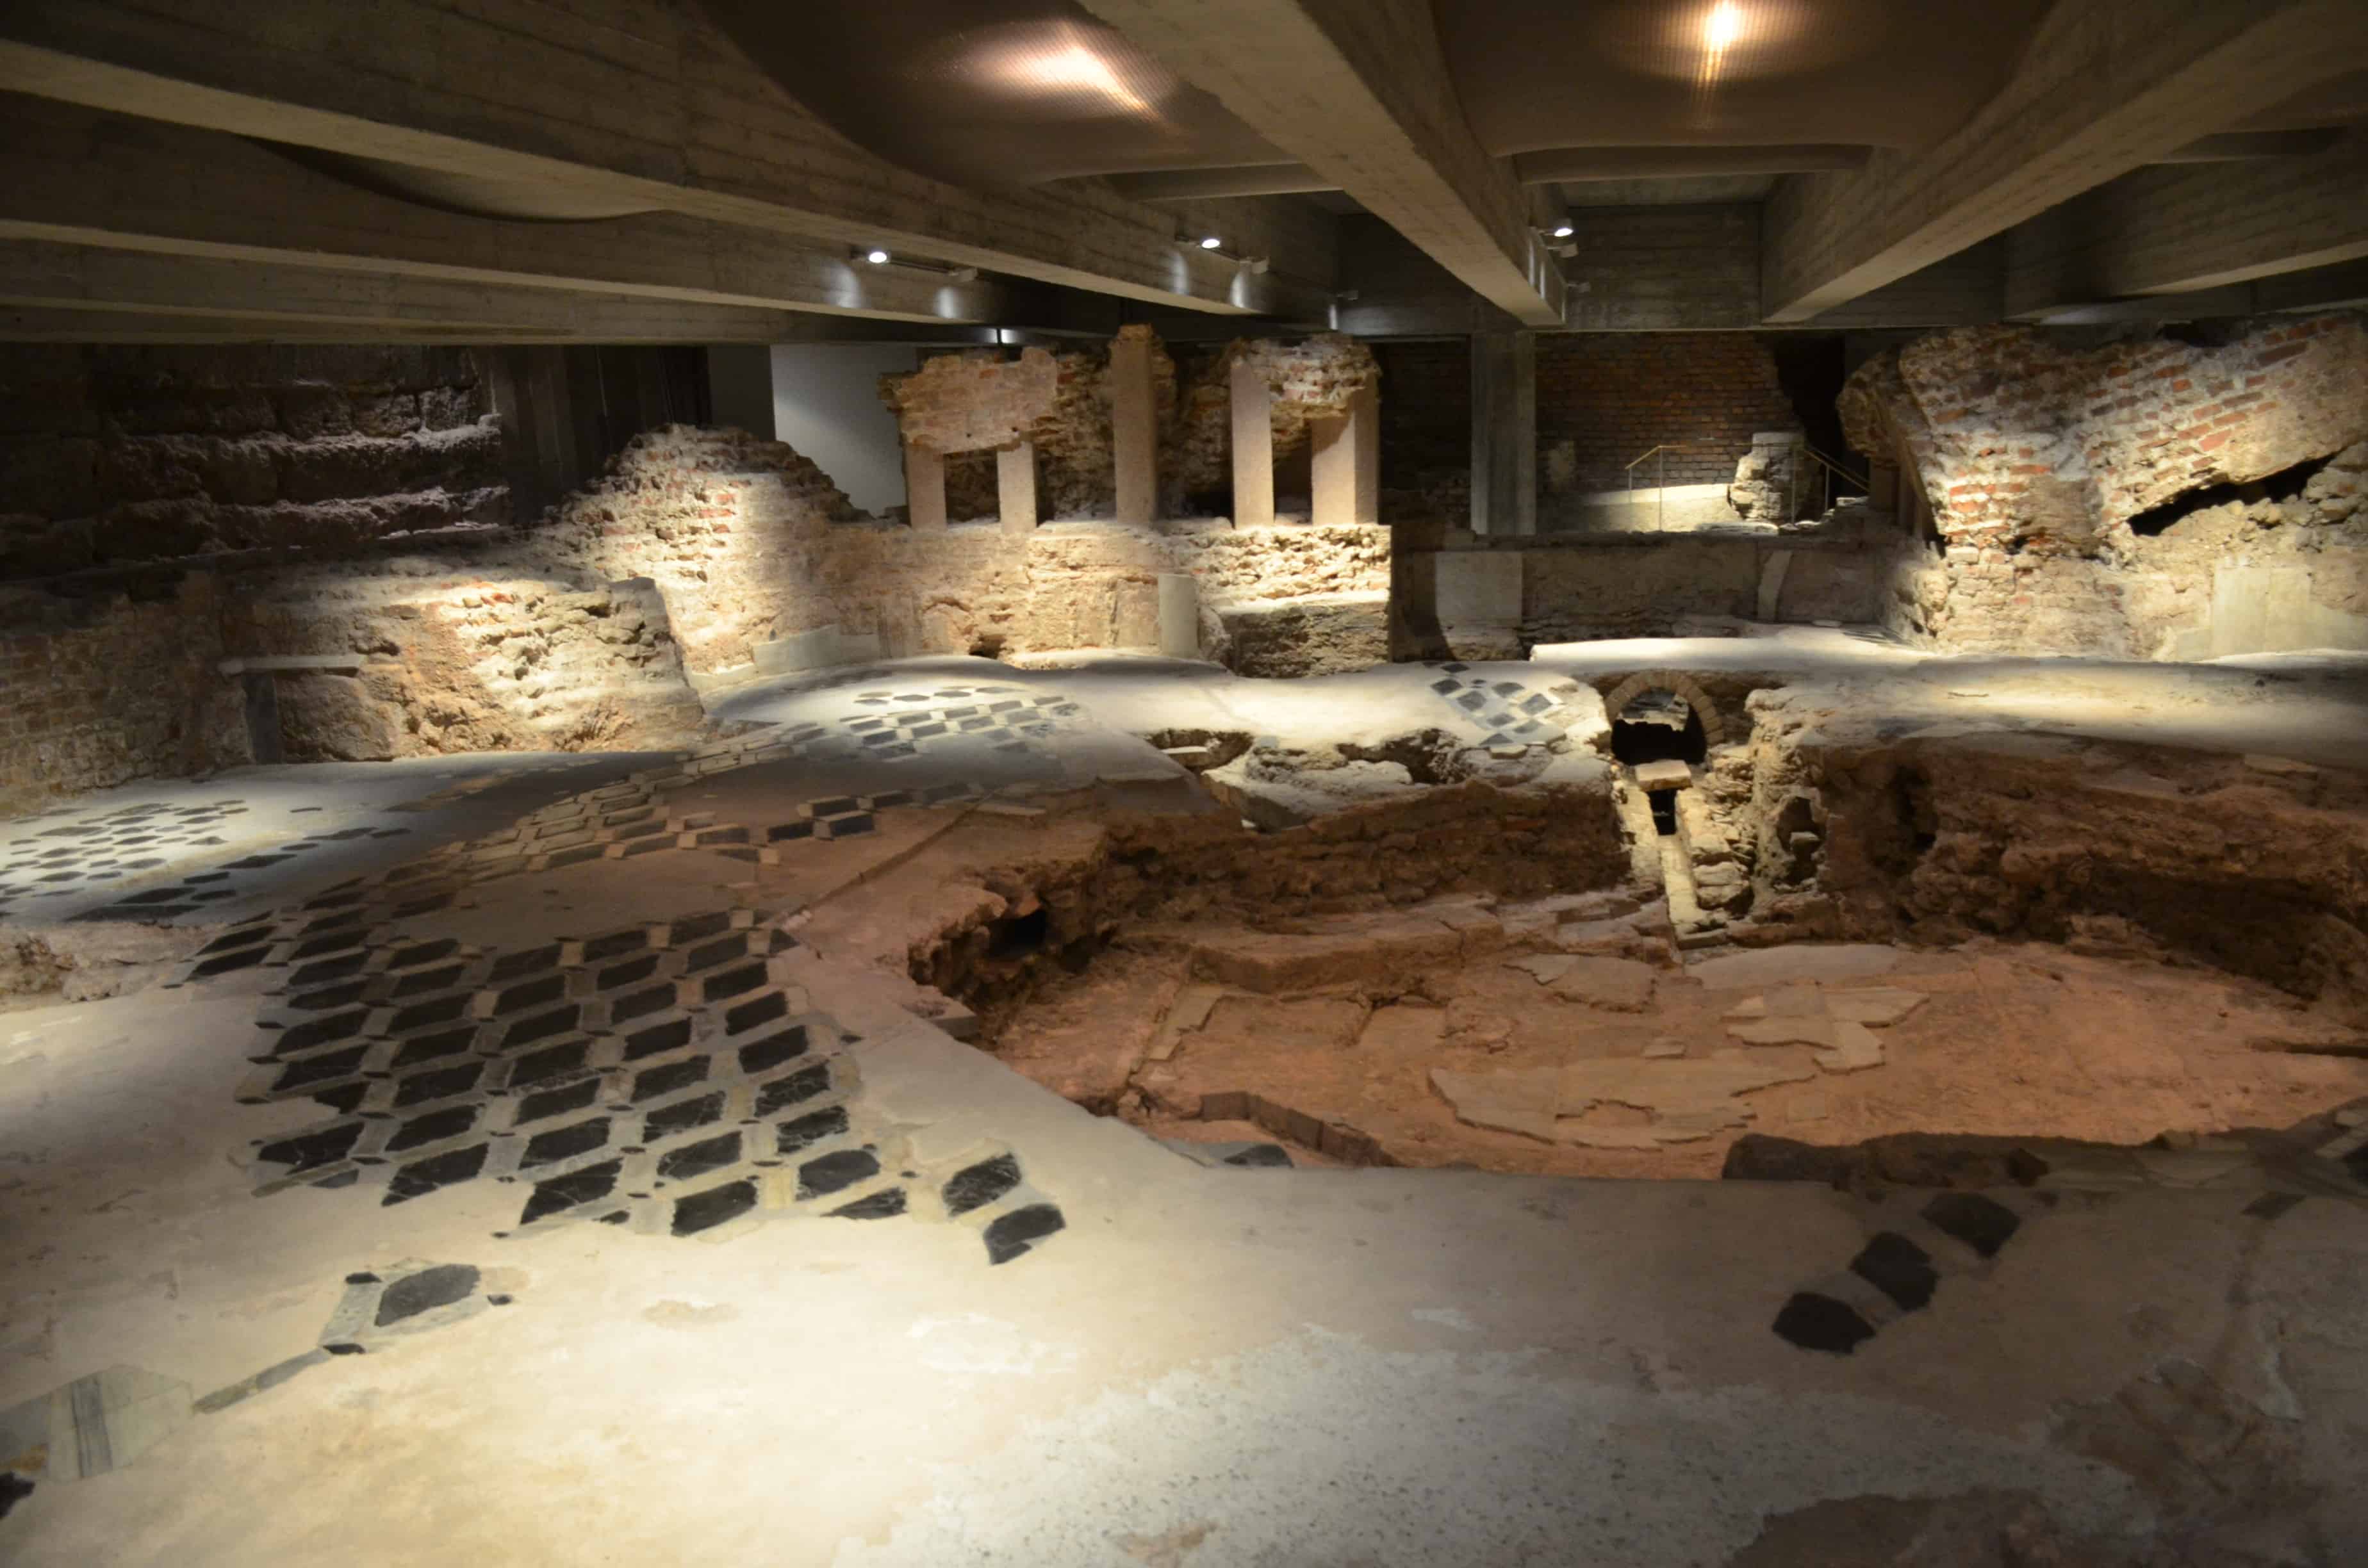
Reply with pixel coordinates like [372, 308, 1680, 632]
[4, 632, 2367, 1566]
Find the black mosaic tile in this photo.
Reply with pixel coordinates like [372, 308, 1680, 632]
[394, 1061, 484, 1107]
[1773, 1291, 1875, 1355]
[755, 1063, 832, 1117]
[775, 1106, 850, 1155]
[644, 1092, 725, 1141]
[623, 1018, 694, 1061]
[386, 1104, 480, 1154]
[516, 1077, 604, 1125]
[725, 990, 788, 1036]
[830, 1188, 907, 1220]
[670, 1179, 757, 1236]
[1850, 1232, 1939, 1312]
[657, 1131, 743, 1182]
[1923, 1192, 2021, 1259]
[797, 1147, 878, 1198]
[257, 1120, 366, 1173]
[375, 1264, 479, 1326]
[983, 1203, 1065, 1265]
[942, 1154, 1021, 1216]
[383, 1143, 489, 1205]
[389, 1025, 476, 1070]
[522, 1117, 612, 1169]
[522, 1159, 621, 1224]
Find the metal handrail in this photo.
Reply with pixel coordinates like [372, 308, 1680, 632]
[1786, 441, 1868, 525]
[1616, 439, 1867, 532]
[1622, 443, 1722, 533]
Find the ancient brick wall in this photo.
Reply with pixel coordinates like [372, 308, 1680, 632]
[533, 423, 1388, 671]
[1846, 313, 2368, 656]
[0, 579, 247, 813]
[1537, 334, 1800, 497]
[0, 345, 507, 580]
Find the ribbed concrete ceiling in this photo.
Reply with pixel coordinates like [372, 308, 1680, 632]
[1440, 0, 2055, 154]
[698, 0, 1288, 187]
[699, 0, 2055, 188]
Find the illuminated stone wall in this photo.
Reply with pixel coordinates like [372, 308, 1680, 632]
[1848, 313, 2368, 655]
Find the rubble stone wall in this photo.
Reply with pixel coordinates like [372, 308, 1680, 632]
[0, 344, 506, 580]
[0, 580, 245, 814]
[1538, 334, 1800, 497]
[1845, 314, 2368, 656]
[536, 423, 1390, 673]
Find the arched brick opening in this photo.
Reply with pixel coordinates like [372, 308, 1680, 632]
[1597, 670, 1729, 748]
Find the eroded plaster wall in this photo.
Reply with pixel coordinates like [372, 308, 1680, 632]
[0, 345, 505, 579]
[1846, 313, 2368, 656]
[540, 424, 1388, 672]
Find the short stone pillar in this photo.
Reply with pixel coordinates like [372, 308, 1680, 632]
[1310, 381, 1379, 527]
[1110, 331, 1160, 525]
[1229, 357, 1274, 527]
[997, 441, 1038, 534]
[904, 442, 948, 532]
[1157, 573, 1199, 658]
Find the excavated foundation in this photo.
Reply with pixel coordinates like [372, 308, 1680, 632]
[931, 671, 2368, 1182]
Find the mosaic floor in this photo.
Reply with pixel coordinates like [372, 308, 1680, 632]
[3, 646, 2367, 1565]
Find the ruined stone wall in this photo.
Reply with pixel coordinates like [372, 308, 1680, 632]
[1845, 314, 2368, 656]
[530, 423, 1390, 674]
[0, 580, 247, 813]
[222, 556, 703, 760]
[0, 345, 506, 580]
[886, 329, 1180, 523]
[534, 424, 856, 672]
[1538, 334, 1800, 497]
[1738, 688, 2368, 1028]
[1167, 334, 1382, 509]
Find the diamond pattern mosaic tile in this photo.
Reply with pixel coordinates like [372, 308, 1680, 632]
[1421, 664, 1589, 747]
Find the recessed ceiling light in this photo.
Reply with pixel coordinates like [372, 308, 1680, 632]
[1704, 1, 1744, 52]
[1552, 223, 1575, 239]
[865, 248, 891, 265]
[1199, 235, 1222, 250]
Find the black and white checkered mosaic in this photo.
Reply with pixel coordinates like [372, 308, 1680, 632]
[161, 757, 1062, 1266]
[1422, 664, 1590, 747]
[0, 796, 420, 922]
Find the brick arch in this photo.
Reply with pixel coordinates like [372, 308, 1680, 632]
[1597, 670, 1729, 747]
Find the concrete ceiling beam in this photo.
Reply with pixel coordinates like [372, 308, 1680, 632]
[0, 238, 960, 343]
[0, 98, 1010, 327]
[2005, 127, 2368, 315]
[1761, 0, 2368, 323]
[1074, 0, 1564, 326]
[0, 1, 1332, 317]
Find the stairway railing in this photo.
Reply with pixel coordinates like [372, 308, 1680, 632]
[1622, 443, 1721, 532]
[1620, 439, 1869, 531]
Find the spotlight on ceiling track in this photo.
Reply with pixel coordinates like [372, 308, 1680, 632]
[1177, 235, 1269, 272]
[851, 247, 979, 282]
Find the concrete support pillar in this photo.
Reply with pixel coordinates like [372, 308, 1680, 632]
[1110, 332, 1160, 525]
[1229, 357, 1274, 527]
[1310, 381, 1380, 527]
[1470, 330, 1536, 537]
[1157, 573, 1199, 659]
[996, 441, 1039, 534]
[904, 442, 947, 532]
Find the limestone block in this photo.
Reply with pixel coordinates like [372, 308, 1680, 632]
[752, 626, 843, 676]
[1632, 759, 1691, 791]
[1546, 955, 1657, 1011]
[1434, 550, 1522, 630]
[1157, 573, 1199, 658]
